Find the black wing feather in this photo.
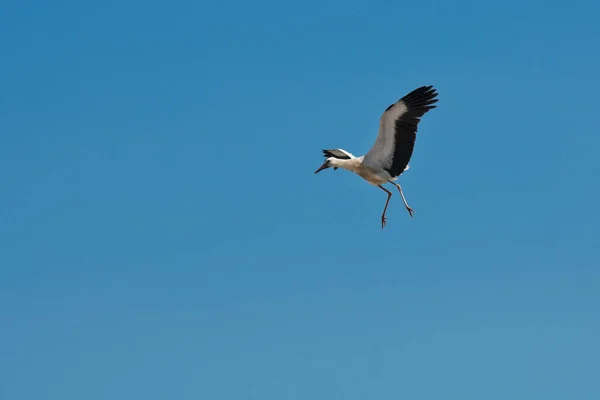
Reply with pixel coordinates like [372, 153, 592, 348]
[385, 85, 438, 177]
[322, 149, 351, 160]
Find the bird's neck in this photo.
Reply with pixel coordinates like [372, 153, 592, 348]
[330, 157, 361, 172]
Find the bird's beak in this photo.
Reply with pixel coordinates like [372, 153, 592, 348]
[314, 162, 329, 174]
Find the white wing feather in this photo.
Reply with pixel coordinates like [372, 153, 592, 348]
[362, 101, 408, 171]
[337, 149, 356, 158]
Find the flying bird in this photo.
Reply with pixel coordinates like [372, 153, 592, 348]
[314, 85, 439, 228]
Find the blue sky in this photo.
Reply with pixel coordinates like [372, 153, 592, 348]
[1, 0, 599, 398]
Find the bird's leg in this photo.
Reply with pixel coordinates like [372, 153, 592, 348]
[377, 185, 393, 229]
[390, 182, 414, 217]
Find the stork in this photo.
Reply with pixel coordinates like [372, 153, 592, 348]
[314, 85, 439, 229]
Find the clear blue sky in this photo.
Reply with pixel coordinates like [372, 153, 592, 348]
[1, 0, 599, 398]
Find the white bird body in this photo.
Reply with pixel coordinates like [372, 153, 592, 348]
[314, 85, 439, 228]
[326, 156, 390, 185]
[326, 155, 411, 186]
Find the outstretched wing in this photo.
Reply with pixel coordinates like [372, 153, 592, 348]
[322, 149, 354, 159]
[362, 85, 438, 178]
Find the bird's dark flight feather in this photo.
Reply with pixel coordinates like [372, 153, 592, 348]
[385, 85, 438, 178]
[322, 149, 351, 160]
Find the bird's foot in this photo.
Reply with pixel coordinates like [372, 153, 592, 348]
[381, 215, 388, 229]
[406, 206, 415, 218]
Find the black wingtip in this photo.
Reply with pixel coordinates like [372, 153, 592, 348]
[400, 85, 439, 110]
[385, 85, 439, 112]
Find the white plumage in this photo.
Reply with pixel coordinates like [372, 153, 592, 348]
[314, 85, 439, 228]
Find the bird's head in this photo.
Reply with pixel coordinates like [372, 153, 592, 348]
[314, 149, 352, 174]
